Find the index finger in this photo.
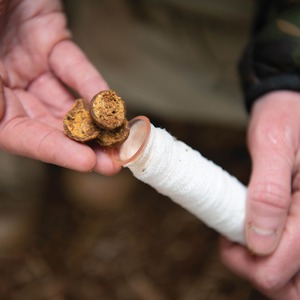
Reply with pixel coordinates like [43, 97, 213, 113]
[49, 39, 109, 101]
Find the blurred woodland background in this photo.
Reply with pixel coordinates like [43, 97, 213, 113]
[0, 1, 270, 299]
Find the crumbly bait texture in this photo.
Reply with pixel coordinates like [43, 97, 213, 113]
[97, 119, 130, 147]
[63, 99, 100, 142]
[63, 90, 129, 147]
[90, 90, 126, 130]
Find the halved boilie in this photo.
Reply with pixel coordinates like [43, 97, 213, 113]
[90, 90, 126, 130]
[63, 98, 99, 142]
[63, 90, 129, 147]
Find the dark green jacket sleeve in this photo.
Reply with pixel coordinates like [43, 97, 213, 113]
[239, 0, 300, 111]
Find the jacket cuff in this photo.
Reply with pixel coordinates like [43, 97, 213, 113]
[239, 2, 300, 112]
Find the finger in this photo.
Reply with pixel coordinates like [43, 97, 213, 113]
[246, 144, 292, 255]
[221, 234, 300, 290]
[269, 272, 300, 300]
[220, 238, 257, 279]
[1, 88, 120, 175]
[0, 76, 5, 120]
[93, 146, 121, 175]
[49, 39, 109, 101]
[222, 242, 296, 300]
[0, 59, 9, 120]
[27, 73, 121, 175]
[246, 95, 296, 255]
[258, 271, 300, 300]
[0, 87, 96, 172]
[1, 118, 97, 172]
[48, 40, 124, 175]
[221, 230, 300, 299]
[221, 192, 300, 299]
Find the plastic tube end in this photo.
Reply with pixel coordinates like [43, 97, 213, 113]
[110, 116, 151, 167]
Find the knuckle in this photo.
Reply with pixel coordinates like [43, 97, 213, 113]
[252, 269, 283, 292]
[250, 181, 290, 211]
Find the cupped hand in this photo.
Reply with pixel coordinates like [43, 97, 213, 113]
[0, 0, 120, 175]
[221, 90, 300, 299]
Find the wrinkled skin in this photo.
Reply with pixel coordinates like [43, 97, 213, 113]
[0, 0, 120, 175]
[221, 91, 300, 300]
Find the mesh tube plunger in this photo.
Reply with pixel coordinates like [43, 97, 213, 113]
[111, 116, 247, 244]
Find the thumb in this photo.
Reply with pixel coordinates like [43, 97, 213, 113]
[246, 109, 294, 255]
[246, 156, 292, 255]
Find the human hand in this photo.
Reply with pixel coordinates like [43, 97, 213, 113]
[0, 0, 120, 175]
[221, 90, 300, 299]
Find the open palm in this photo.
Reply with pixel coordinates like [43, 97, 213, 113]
[0, 0, 118, 174]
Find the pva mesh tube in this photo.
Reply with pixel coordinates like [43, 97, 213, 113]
[111, 116, 246, 244]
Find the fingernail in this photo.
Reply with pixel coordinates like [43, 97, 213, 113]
[246, 222, 279, 255]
